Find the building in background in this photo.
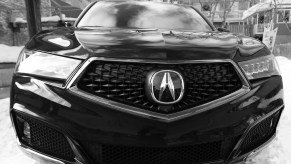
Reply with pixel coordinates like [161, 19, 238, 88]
[0, 0, 86, 46]
[242, 0, 291, 44]
[174, 0, 260, 35]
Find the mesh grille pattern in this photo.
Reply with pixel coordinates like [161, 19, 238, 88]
[240, 111, 281, 154]
[82, 137, 241, 164]
[221, 135, 241, 158]
[78, 61, 242, 114]
[101, 142, 222, 164]
[14, 111, 75, 161]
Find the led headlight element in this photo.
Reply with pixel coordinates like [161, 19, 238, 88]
[238, 55, 280, 80]
[16, 50, 82, 80]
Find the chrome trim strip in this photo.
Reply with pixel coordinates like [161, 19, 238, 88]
[66, 57, 251, 122]
[65, 57, 250, 89]
[66, 137, 86, 164]
[69, 86, 249, 122]
[226, 105, 283, 162]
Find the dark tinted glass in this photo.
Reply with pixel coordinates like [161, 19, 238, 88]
[77, 1, 212, 31]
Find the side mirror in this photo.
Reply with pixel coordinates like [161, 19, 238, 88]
[64, 22, 72, 27]
[217, 27, 230, 32]
[57, 21, 72, 27]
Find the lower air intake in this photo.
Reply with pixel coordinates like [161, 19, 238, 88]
[99, 141, 222, 164]
[240, 110, 281, 154]
[13, 111, 75, 162]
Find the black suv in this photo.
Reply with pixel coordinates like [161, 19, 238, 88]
[10, 1, 284, 164]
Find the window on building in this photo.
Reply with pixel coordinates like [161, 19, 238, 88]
[277, 10, 291, 23]
[258, 12, 264, 24]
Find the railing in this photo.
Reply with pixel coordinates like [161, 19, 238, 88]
[228, 23, 252, 36]
[254, 24, 265, 34]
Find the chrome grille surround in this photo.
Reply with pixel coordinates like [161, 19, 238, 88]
[66, 57, 250, 122]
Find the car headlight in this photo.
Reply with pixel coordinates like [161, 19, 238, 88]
[16, 49, 82, 80]
[238, 55, 280, 80]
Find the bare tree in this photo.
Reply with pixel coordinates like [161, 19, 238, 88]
[198, 0, 245, 27]
[220, 0, 238, 28]
[198, 0, 220, 22]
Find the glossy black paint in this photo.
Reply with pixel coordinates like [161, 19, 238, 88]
[10, 74, 284, 163]
[10, 1, 284, 164]
[25, 27, 267, 61]
[24, 1, 267, 61]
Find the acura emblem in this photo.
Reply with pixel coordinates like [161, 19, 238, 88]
[146, 70, 184, 105]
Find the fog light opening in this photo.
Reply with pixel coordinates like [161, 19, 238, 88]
[15, 115, 32, 144]
[23, 121, 31, 139]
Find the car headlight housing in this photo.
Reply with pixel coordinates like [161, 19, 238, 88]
[16, 49, 82, 80]
[238, 55, 280, 80]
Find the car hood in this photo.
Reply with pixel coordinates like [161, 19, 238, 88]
[26, 27, 266, 61]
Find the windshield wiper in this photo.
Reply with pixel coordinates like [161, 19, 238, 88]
[77, 26, 103, 29]
[133, 28, 158, 32]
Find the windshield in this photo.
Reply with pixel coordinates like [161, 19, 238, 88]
[77, 1, 213, 31]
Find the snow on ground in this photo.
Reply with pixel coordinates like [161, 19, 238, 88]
[0, 98, 36, 164]
[0, 56, 290, 163]
[0, 44, 23, 63]
[13, 14, 77, 24]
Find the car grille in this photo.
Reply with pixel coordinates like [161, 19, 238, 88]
[82, 141, 221, 164]
[81, 136, 240, 164]
[102, 143, 221, 164]
[240, 110, 281, 154]
[13, 111, 75, 162]
[77, 61, 242, 114]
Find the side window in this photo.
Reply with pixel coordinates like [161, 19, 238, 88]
[258, 12, 264, 24]
[277, 10, 290, 23]
[285, 10, 290, 22]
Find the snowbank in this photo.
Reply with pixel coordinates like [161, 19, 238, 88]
[13, 14, 76, 24]
[0, 98, 35, 164]
[0, 44, 23, 63]
[41, 14, 77, 22]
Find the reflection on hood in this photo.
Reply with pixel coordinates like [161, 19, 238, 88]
[77, 1, 212, 31]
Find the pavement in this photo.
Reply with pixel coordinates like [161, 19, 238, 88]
[0, 87, 10, 99]
[0, 63, 15, 99]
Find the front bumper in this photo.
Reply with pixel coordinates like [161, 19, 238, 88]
[10, 74, 284, 164]
[16, 133, 278, 164]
